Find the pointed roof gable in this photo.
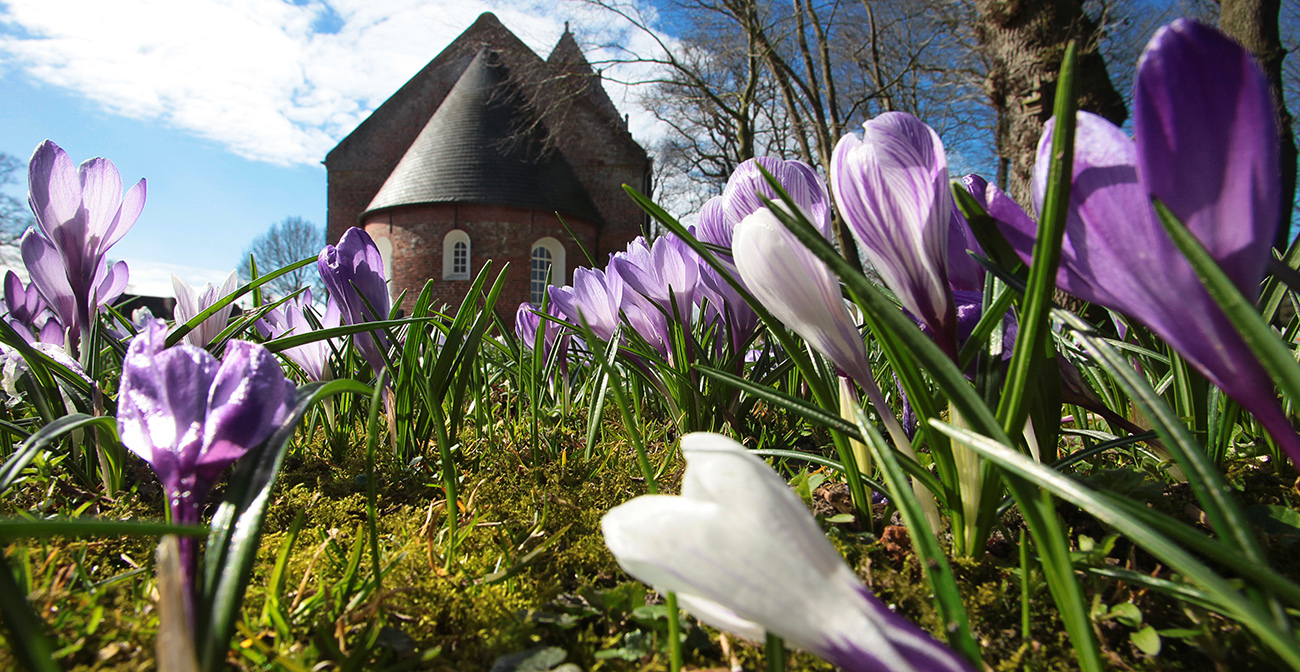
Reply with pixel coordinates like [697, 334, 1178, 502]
[326, 12, 544, 169]
[362, 49, 602, 223]
[546, 28, 624, 129]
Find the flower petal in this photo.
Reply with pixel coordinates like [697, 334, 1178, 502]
[102, 178, 146, 252]
[118, 321, 218, 478]
[722, 157, 832, 238]
[172, 275, 198, 327]
[26, 141, 80, 241]
[94, 260, 130, 307]
[199, 340, 295, 485]
[674, 594, 766, 642]
[318, 228, 391, 375]
[833, 113, 955, 353]
[21, 229, 77, 330]
[77, 157, 124, 244]
[696, 196, 730, 249]
[1134, 18, 1278, 297]
[947, 175, 988, 294]
[732, 207, 873, 386]
[3, 271, 24, 321]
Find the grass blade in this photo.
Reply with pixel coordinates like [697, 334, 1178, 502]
[928, 418, 1300, 669]
[0, 551, 58, 672]
[996, 40, 1077, 442]
[853, 407, 981, 667]
[0, 415, 118, 495]
[1152, 199, 1300, 428]
[196, 379, 372, 671]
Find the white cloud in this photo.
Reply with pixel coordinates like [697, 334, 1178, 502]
[120, 259, 237, 300]
[0, 0, 675, 167]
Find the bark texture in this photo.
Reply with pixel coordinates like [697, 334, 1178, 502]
[973, 0, 1127, 205]
[1220, 0, 1297, 250]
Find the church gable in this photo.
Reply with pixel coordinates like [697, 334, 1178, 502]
[326, 13, 541, 172]
[328, 15, 654, 324]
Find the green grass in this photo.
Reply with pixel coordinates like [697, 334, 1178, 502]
[2, 397, 1295, 671]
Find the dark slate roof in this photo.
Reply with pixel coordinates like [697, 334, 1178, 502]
[363, 49, 603, 224]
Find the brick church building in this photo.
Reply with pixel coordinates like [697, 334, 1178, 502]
[324, 13, 652, 318]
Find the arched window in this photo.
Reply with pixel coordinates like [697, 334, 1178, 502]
[442, 229, 471, 280]
[530, 237, 566, 305]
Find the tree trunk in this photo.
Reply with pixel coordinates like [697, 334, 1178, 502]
[973, 0, 1127, 207]
[1220, 0, 1297, 250]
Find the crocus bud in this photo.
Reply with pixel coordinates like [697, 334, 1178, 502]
[318, 227, 391, 377]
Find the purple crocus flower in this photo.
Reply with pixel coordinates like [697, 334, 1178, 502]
[258, 289, 340, 382]
[516, 300, 568, 357]
[697, 262, 759, 350]
[947, 175, 990, 294]
[833, 113, 958, 358]
[620, 282, 672, 359]
[119, 319, 296, 523]
[117, 319, 296, 621]
[23, 141, 143, 351]
[994, 20, 1298, 462]
[318, 227, 391, 378]
[602, 432, 975, 672]
[611, 235, 700, 325]
[698, 156, 833, 250]
[2, 271, 63, 346]
[549, 267, 624, 342]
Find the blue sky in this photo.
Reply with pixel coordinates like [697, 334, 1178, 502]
[0, 0, 672, 296]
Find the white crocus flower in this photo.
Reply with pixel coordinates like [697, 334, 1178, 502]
[172, 271, 238, 347]
[601, 433, 974, 672]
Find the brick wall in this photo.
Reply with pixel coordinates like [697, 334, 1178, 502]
[361, 202, 599, 325]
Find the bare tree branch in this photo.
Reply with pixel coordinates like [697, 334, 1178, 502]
[237, 216, 325, 300]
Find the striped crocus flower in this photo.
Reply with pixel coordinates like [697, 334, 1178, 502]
[832, 113, 957, 358]
[697, 156, 833, 250]
[172, 270, 239, 348]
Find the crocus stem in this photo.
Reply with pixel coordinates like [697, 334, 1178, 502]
[851, 368, 943, 535]
[838, 377, 872, 478]
[948, 402, 982, 554]
[171, 505, 199, 641]
[765, 633, 785, 672]
[666, 591, 683, 672]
